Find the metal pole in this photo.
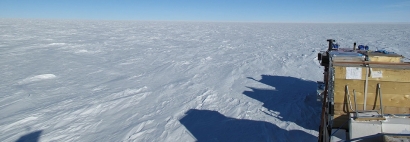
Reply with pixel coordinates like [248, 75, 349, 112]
[353, 42, 356, 51]
[364, 66, 369, 110]
[353, 89, 358, 118]
[378, 83, 384, 116]
[327, 39, 335, 51]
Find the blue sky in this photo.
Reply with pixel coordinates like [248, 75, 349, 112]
[1, 0, 410, 23]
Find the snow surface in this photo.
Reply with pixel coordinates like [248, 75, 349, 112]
[1, 19, 410, 142]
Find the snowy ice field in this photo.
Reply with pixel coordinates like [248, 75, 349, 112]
[1, 19, 410, 142]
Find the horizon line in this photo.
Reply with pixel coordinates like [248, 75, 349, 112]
[1, 18, 410, 24]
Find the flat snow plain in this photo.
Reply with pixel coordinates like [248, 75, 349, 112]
[1, 19, 410, 142]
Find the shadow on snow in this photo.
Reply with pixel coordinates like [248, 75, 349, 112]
[16, 130, 42, 142]
[243, 75, 321, 130]
[179, 109, 317, 142]
[179, 75, 321, 141]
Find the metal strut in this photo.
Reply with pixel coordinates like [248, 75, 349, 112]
[377, 83, 384, 116]
[353, 89, 359, 118]
[364, 66, 369, 110]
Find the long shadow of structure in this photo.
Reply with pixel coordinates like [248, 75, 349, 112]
[16, 130, 42, 142]
[179, 75, 321, 141]
[243, 75, 321, 130]
[179, 109, 317, 142]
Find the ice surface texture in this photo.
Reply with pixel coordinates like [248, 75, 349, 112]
[1, 19, 410, 141]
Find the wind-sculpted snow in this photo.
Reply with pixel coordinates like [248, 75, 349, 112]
[18, 74, 57, 85]
[1, 19, 410, 141]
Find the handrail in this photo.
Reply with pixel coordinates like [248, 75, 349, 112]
[348, 84, 384, 119]
[333, 61, 410, 65]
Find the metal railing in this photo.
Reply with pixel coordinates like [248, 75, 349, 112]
[345, 83, 384, 118]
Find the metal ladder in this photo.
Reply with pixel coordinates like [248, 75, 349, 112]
[345, 83, 385, 120]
